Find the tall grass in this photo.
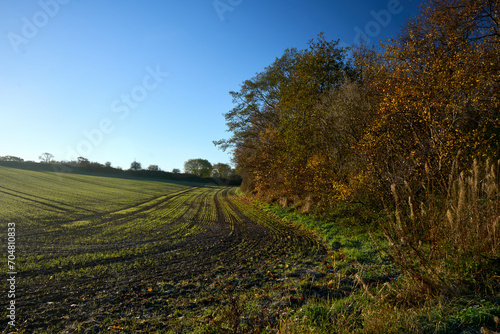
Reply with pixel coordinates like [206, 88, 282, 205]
[384, 159, 500, 300]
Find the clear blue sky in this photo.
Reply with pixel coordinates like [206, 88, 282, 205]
[0, 0, 422, 171]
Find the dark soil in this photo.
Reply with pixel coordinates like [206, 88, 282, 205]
[2, 188, 329, 333]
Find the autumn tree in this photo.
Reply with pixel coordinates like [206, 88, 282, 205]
[77, 157, 90, 165]
[130, 161, 142, 171]
[212, 163, 233, 179]
[311, 47, 383, 203]
[363, 0, 500, 194]
[184, 159, 212, 177]
[216, 34, 354, 205]
[214, 47, 289, 193]
[365, 0, 500, 301]
[39, 152, 54, 163]
[272, 35, 354, 203]
[148, 164, 160, 171]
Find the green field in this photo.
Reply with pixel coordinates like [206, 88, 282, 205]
[2, 166, 498, 333]
[1, 166, 336, 333]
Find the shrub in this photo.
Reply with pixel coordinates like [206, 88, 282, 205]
[383, 159, 500, 300]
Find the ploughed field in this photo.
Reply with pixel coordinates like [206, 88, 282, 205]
[0, 167, 327, 332]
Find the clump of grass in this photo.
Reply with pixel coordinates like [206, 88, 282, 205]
[201, 291, 272, 334]
[384, 159, 500, 300]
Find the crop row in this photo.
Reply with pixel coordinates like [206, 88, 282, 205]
[0, 170, 326, 332]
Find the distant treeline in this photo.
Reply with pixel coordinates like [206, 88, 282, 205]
[0, 160, 242, 186]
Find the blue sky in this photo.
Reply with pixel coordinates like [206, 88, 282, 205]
[0, 0, 422, 171]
